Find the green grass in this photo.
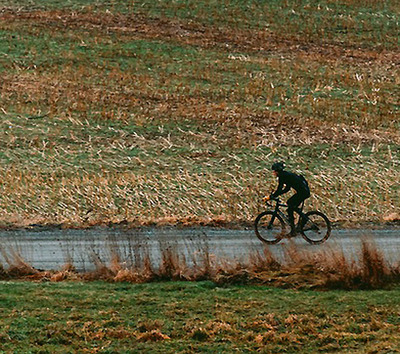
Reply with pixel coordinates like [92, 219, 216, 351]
[2, 0, 398, 48]
[1, 281, 400, 352]
[0, 0, 398, 227]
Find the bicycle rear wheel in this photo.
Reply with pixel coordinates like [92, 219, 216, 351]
[300, 211, 331, 244]
[254, 211, 286, 244]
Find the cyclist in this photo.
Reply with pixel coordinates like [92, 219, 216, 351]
[264, 162, 310, 237]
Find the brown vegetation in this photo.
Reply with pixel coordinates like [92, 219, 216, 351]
[0, 238, 399, 290]
[0, 3, 398, 227]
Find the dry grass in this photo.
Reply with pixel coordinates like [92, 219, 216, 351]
[0, 2, 398, 227]
[1, 236, 399, 290]
[0, 151, 398, 228]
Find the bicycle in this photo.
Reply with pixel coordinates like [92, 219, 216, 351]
[254, 198, 331, 245]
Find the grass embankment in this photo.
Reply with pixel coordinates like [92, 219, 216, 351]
[1, 281, 400, 352]
[0, 0, 398, 227]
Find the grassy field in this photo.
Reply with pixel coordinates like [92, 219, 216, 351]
[0, 0, 398, 227]
[1, 281, 400, 352]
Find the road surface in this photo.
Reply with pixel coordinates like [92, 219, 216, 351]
[0, 226, 399, 271]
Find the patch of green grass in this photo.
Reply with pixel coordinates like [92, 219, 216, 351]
[10, 0, 395, 49]
[1, 281, 400, 352]
[134, 0, 397, 49]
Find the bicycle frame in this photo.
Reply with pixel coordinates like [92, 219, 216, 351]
[266, 199, 306, 228]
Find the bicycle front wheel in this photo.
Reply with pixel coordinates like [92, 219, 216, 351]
[254, 211, 286, 244]
[300, 211, 331, 244]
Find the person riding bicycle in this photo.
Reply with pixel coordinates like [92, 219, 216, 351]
[264, 162, 310, 237]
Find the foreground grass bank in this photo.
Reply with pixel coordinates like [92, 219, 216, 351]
[0, 0, 398, 227]
[1, 281, 400, 352]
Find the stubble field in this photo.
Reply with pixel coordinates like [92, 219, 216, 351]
[0, 0, 398, 228]
[0, 2, 400, 352]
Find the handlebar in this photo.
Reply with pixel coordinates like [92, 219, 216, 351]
[264, 198, 287, 208]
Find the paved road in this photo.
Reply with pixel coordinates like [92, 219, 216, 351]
[0, 227, 399, 271]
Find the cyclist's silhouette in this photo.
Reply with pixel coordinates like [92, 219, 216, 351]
[266, 162, 310, 236]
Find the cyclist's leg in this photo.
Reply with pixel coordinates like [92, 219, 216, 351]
[287, 194, 302, 235]
[294, 193, 310, 221]
[287, 193, 309, 234]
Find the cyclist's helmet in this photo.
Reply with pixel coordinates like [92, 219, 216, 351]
[271, 162, 285, 172]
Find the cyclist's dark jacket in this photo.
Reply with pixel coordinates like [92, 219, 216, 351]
[271, 171, 310, 199]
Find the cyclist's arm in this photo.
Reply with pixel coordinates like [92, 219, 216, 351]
[271, 181, 290, 199]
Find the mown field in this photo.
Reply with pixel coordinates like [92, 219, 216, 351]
[0, 0, 398, 228]
[1, 281, 400, 352]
